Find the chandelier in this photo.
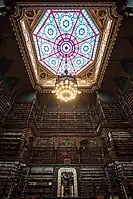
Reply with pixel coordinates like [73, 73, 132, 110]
[52, 70, 81, 102]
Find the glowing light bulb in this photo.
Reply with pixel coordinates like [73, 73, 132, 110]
[65, 80, 69, 84]
[78, 91, 82, 94]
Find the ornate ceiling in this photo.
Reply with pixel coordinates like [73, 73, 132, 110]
[32, 9, 100, 76]
[11, 2, 123, 93]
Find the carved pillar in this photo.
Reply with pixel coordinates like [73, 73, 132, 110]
[107, 129, 117, 161]
[97, 98, 107, 125]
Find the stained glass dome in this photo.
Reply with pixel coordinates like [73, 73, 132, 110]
[33, 9, 100, 76]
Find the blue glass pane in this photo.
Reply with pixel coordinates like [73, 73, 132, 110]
[33, 9, 100, 75]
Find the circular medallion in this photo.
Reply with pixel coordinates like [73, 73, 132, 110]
[33, 9, 100, 75]
[76, 24, 88, 39]
[60, 15, 73, 32]
[45, 24, 57, 39]
[54, 34, 79, 62]
[42, 43, 52, 55]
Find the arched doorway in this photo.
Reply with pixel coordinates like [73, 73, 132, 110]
[57, 167, 78, 197]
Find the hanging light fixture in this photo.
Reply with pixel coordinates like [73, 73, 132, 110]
[52, 55, 81, 102]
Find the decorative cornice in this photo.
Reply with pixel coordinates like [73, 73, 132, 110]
[16, 2, 116, 8]
[10, 2, 123, 94]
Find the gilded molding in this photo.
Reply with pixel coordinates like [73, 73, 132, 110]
[10, 2, 123, 93]
[57, 167, 78, 197]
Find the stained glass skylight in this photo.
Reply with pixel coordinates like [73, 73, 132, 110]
[33, 9, 100, 76]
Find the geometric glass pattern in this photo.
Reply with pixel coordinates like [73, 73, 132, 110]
[33, 9, 100, 75]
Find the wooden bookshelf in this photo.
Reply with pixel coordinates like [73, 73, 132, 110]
[25, 166, 55, 199]
[5, 101, 37, 127]
[80, 166, 105, 198]
[36, 110, 99, 137]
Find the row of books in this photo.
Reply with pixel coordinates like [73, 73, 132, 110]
[80, 166, 105, 197]
[24, 166, 55, 198]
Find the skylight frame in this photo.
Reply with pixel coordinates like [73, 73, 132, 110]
[32, 9, 100, 76]
[10, 2, 123, 93]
